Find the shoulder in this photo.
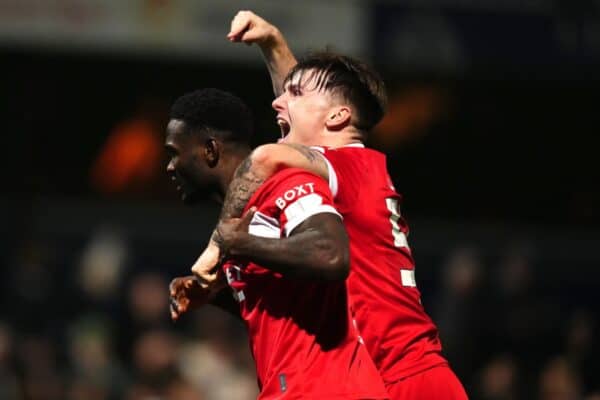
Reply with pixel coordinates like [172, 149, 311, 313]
[251, 168, 339, 237]
[252, 168, 332, 208]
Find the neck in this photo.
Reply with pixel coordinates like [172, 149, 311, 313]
[318, 126, 364, 148]
[215, 147, 252, 201]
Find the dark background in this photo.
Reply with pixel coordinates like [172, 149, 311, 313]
[1, 1, 599, 399]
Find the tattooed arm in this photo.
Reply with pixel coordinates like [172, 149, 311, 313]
[233, 213, 348, 280]
[220, 211, 349, 280]
[179, 207, 347, 320]
[191, 143, 330, 282]
[223, 143, 329, 219]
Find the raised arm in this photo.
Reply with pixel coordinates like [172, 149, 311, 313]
[227, 10, 297, 96]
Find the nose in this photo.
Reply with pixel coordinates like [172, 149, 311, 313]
[166, 159, 175, 173]
[272, 93, 285, 112]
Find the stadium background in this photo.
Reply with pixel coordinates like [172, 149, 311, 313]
[1, 1, 598, 399]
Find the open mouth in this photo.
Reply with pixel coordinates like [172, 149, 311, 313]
[277, 118, 290, 139]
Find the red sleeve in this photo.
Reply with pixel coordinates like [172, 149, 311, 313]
[319, 149, 361, 215]
[259, 169, 341, 237]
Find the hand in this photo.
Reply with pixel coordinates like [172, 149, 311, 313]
[169, 275, 211, 321]
[227, 10, 279, 47]
[191, 241, 222, 290]
[214, 207, 256, 254]
[191, 208, 255, 288]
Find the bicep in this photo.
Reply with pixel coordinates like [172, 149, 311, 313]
[288, 212, 349, 279]
[289, 212, 348, 247]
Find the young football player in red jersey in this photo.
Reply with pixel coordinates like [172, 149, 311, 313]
[165, 88, 389, 399]
[184, 11, 468, 400]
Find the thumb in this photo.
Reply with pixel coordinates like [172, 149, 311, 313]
[228, 16, 251, 40]
[240, 29, 263, 44]
[183, 278, 197, 290]
[239, 206, 256, 230]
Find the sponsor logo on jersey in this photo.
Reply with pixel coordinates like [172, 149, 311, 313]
[275, 182, 316, 210]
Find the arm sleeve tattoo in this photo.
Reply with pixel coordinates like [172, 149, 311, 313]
[281, 143, 320, 162]
[219, 144, 326, 222]
[219, 156, 265, 220]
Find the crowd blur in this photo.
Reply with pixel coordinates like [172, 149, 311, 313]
[2, 1, 597, 399]
[1, 217, 597, 400]
[0, 224, 258, 400]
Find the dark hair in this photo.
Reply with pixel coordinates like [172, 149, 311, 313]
[170, 88, 253, 143]
[284, 51, 387, 132]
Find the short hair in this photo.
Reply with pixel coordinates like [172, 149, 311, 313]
[170, 88, 253, 143]
[284, 51, 387, 132]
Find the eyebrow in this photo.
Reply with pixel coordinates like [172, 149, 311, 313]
[285, 82, 301, 92]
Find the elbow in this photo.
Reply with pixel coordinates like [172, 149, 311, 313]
[321, 243, 350, 281]
[250, 144, 286, 176]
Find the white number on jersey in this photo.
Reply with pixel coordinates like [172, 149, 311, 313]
[225, 265, 245, 302]
[385, 198, 409, 248]
[386, 198, 417, 289]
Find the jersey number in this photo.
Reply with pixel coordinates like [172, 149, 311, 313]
[225, 266, 245, 302]
[385, 198, 409, 248]
[385, 198, 417, 288]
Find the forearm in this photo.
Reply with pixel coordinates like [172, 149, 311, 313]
[258, 29, 297, 96]
[227, 228, 348, 281]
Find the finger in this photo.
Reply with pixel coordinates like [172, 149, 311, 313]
[170, 298, 179, 321]
[191, 265, 218, 282]
[169, 278, 179, 296]
[228, 15, 251, 40]
[198, 279, 211, 290]
[177, 298, 189, 314]
[240, 29, 263, 44]
[197, 275, 218, 290]
[239, 206, 257, 230]
[183, 277, 197, 290]
[243, 206, 257, 219]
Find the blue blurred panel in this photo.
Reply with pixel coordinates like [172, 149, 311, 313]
[371, 3, 595, 72]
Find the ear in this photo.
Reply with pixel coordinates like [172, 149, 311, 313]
[204, 138, 220, 168]
[325, 106, 352, 131]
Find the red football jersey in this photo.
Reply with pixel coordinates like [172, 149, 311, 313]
[315, 144, 448, 383]
[222, 168, 388, 399]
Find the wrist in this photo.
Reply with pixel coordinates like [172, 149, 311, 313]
[225, 230, 249, 258]
[258, 27, 285, 53]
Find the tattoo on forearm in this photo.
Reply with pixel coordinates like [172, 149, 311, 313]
[280, 144, 329, 180]
[282, 143, 319, 163]
[220, 156, 265, 220]
[218, 144, 325, 228]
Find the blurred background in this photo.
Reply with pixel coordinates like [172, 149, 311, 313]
[1, 0, 599, 399]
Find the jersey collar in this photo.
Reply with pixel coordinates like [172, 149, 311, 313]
[341, 142, 365, 148]
[310, 142, 365, 152]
